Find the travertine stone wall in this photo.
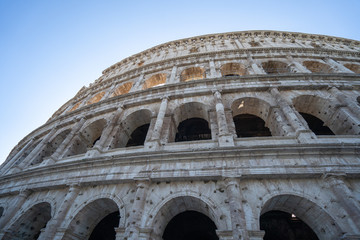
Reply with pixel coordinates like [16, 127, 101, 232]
[1, 30, 360, 240]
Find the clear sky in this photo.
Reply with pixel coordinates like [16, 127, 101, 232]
[0, 0, 359, 164]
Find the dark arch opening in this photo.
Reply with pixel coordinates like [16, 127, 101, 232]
[89, 211, 120, 240]
[300, 112, 334, 135]
[233, 114, 271, 137]
[126, 123, 150, 147]
[163, 210, 219, 240]
[0, 207, 3, 218]
[260, 210, 319, 240]
[175, 118, 211, 142]
[4, 202, 51, 240]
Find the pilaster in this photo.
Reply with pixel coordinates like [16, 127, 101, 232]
[213, 91, 234, 147]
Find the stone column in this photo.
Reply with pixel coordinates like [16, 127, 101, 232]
[0, 189, 31, 230]
[213, 91, 234, 147]
[50, 117, 86, 160]
[168, 66, 178, 83]
[270, 88, 315, 142]
[329, 87, 360, 120]
[224, 178, 249, 240]
[247, 54, 265, 74]
[325, 58, 354, 73]
[0, 138, 35, 174]
[130, 74, 145, 92]
[216, 230, 234, 240]
[115, 227, 126, 240]
[286, 55, 311, 73]
[209, 60, 219, 78]
[18, 126, 58, 168]
[323, 174, 360, 233]
[146, 97, 169, 149]
[86, 106, 125, 156]
[38, 184, 80, 240]
[124, 180, 150, 240]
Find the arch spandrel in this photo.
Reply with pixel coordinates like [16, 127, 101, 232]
[144, 191, 229, 238]
[259, 193, 343, 240]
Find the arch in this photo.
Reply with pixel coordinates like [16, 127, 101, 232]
[65, 119, 107, 157]
[231, 97, 276, 136]
[143, 73, 167, 89]
[344, 63, 360, 74]
[233, 114, 272, 137]
[0, 206, 3, 218]
[68, 101, 82, 112]
[31, 129, 71, 165]
[299, 112, 334, 135]
[303, 61, 333, 73]
[147, 193, 226, 238]
[261, 60, 291, 74]
[109, 109, 152, 149]
[87, 91, 105, 105]
[3, 202, 52, 239]
[63, 198, 121, 240]
[110, 82, 133, 97]
[220, 62, 247, 77]
[260, 194, 342, 240]
[171, 102, 212, 142]
[292, 94, 352, 135]
[180, 67, 206, 82]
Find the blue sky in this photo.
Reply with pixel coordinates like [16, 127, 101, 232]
[0, 0, 359, 164]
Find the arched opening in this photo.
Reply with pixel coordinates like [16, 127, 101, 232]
[261, 194, 342, 240]
[299, 112, 334, 135]
[180, 67, 206, 82]
[64, 198, 120, 240]
[260, 210, 319, 240]
[68, 101, 82, 112]
[65, 119, 107, 157]
[31, 129, 71, 165]
[262, 61, 290, 74]
[143, 73, 167, 89]
[163, 210, 219, 240]
[233, 114, 271, 137]
[126, 123, 150, 147]
[303, 61, 333, 73]
[87, 91, 106, 105]
[4, 202, 51, 239]
[89, 211, 120, 240]
[110, 82, 133, 97]
[0, 207, 3, 218]
[344, 63, 360, 74]
[175, 118, 211, 142]
[108, 109, 152, 149]
[231, 98, 279, 136]
[220, 62, 247, 77]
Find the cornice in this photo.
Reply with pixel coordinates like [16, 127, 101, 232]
[102, 30, 360, 75]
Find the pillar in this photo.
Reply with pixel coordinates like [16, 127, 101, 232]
[209, 60, 219, 78]
[146, 97, 169, 149]
[213, 91, 234, 147]
[50, 117, 86, 160]
[124, 180, 150, 240]
[325, 58, 354, 73]
[270, 88, 315, 142]
[224, 178, 249, 240]
[286, 55, 311, 73]
[0, 189, 32, 230]
[168, 66, 178, 83]
[130, 74, 145, 92]
[0, 138, 35, 175]
[247, 54, 265, 74]
[86, 106, 125, 156]
[38, 184, 80, 240]
[329, 87, 360, 120]
[18, 126, 59, 168]
[323, 174, 360, 234]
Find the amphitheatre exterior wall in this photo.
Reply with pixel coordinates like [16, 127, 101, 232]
[0, 30, 360, 240]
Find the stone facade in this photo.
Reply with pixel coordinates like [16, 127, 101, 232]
[0, 30, 360, 240]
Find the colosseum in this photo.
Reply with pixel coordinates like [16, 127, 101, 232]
[0, 30, 360, 240]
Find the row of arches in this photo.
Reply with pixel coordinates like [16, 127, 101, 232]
[66, 60, 360, 112]
[0, 192, 344, 240]
[13, 92, 359, 166]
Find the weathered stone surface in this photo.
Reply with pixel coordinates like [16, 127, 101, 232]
[1, 30, 360, 240]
